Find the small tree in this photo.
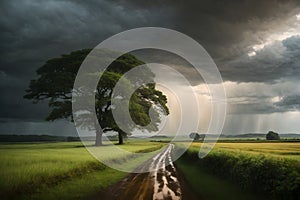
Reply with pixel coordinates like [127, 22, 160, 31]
[189, 132, 200, 141]
[189, 133, 206, 141]
[266, 131, 280, 140]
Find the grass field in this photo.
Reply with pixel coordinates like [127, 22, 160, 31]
[1, 140, 299, 199]
[0, 141, 164, 199]
[187, 142, 300, 160]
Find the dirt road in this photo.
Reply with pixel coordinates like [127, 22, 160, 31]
[93, 144, 198, 200]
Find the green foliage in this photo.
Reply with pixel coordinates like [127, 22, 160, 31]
[180, 147, 300, 199]
[266, 131, 281, 140]
[24, 49, 91, 121]
[189, 132, 200, 140]
[24, 49, 169, 144]
[189, 132, 205, 141]
[175, 159, 264, 200]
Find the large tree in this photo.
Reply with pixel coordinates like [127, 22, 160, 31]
[24, 49, 169, 145]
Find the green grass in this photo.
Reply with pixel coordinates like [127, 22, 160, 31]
[22, 168, 127, 200]
[0, 142, 93, 193]
[176, 143, 300, 199]
[2, 140, 299, 199]
[0, 141, 164, 199]
[176, 159, 265, 200]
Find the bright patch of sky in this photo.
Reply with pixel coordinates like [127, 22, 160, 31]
[248, 13, 300, 57]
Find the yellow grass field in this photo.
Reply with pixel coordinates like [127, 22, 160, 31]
[190, 142, 300, 160]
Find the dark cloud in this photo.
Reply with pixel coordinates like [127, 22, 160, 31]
[0, 70, 49, 120]
[219, 80, 300, 114]
[122, 0, 300, 85]
[227, 93, 300, 114]
[122, 0, 300, 57]
[0, 120, 77, 136]
[127, 0, 300, 85]
[0, 0, 166, 123]
[275, 95, 300, 111]
[132, 49, 205, 86]
[0, 0, 300, 129]
[133, 35, 300, 86]
[222, 36, 300, 83]
[0, 0, 161, 76]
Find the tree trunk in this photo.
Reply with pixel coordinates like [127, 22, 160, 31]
[118, 130, 124, 145]
[95, 128, 103, 146]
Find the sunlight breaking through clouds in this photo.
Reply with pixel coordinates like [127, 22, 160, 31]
[248, 13, 300, 57]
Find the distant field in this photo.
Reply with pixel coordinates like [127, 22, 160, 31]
[0, 141, 164, 199]
[188, 142, 300, 160]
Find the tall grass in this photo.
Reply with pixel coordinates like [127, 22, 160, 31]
[178, 145, 300, 199]
[190, 142, 300, 160]
[0, 141, 163, 198]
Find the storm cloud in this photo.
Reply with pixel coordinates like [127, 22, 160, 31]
[0, 0, 300, 134]
[0, 0, 161, 121]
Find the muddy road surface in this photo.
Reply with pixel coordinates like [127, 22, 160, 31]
[93, 144, 198, 200]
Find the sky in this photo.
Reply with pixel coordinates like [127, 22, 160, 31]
[0, 0, 300, 136]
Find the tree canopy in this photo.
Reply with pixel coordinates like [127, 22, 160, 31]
[189, 132, 205, 141]
[24, 49, 169, 145]
[266, 131, 280, 140]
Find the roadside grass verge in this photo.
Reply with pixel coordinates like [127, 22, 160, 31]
[175, 159, 265, 200]
[175, 145, 300, 199]
[22, 167, 127, 200]
[0, 141, 164, 199]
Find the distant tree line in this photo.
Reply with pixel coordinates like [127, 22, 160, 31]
[0, 135, 80, 142]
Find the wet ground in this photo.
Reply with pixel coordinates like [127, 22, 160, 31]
[92, 144, 198, 200]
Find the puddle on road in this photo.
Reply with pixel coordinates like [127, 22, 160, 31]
[99, 144, 183, 200]
[152, 144, 182, 200]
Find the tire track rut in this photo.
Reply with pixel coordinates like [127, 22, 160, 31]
[92, 144, 197, 200]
